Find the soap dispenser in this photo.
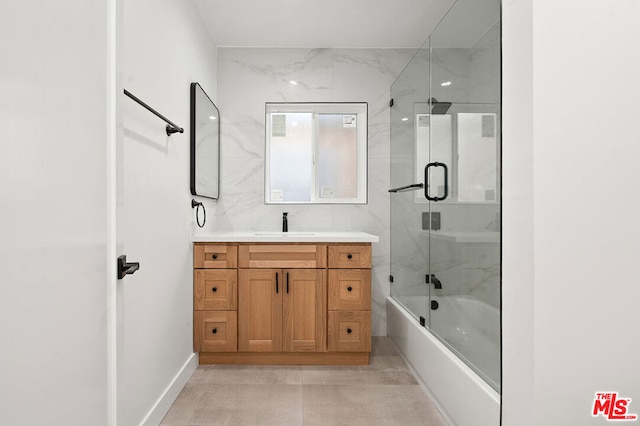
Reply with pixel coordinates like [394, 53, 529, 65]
[282, 212, 288, 232]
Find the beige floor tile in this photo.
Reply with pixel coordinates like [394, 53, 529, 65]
[190, 364, 303, 385]
[370, 336, 400, 357]
[301, 357, 417, 385]
[161, 338, 448, 426]
[302, 384, 447, 426]
[162, 383, 303, 426]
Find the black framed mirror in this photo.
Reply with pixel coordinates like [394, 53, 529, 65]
[190, 82, 220, 200]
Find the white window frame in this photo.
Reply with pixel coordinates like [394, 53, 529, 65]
[265, 102, 368, 204]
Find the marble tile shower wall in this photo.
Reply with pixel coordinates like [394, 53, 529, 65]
[391, 24, 501, 309]
[214, 48, 415, 335]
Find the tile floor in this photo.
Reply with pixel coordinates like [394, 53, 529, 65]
[161, 337, 448, 425]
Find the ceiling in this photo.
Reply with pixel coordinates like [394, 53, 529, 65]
[191, 0, 457, 49]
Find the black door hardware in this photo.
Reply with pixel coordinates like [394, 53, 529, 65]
[388, 183, 424, 193]
[286, 273, 289, 294]
[117, 255, 140, 280]
[419, 316, 426, 327]
[212, 328, 217, 334]
[424, 162, 448, 201]
[276, 272, 279, 293]
[431, 300, 439, 310]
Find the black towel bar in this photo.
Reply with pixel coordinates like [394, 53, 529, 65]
[124, 89, 184, 136]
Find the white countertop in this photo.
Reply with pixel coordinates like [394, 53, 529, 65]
[193, 231, 379, 243]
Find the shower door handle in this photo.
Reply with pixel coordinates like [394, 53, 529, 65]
[424, 162, 448, 202]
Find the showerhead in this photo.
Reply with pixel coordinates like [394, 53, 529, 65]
[430, 98, 452, 114]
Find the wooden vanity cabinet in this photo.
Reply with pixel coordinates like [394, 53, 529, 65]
[238, 268, 326, 353]
[194, 241, 372, 365]
[327, 246, 372, 352]
[193, 244, 238, 353]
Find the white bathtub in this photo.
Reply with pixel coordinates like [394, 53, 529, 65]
[387, 296, 500, 426]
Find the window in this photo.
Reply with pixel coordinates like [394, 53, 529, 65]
[265, 103, 367, 204]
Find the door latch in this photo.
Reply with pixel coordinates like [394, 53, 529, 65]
[117, 255, 140, 280]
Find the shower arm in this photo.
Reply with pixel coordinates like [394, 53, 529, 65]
[388, 183, 424, 193]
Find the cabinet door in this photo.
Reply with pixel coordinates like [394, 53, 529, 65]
[328, 311, 371, 352]
[238, 269, 282, 352]
[328, 244, 371, 268]
[194, 244, 238, 268]
[194, 311, 237, 352]
[328, 269, 371, 311]
[194, 269, 237, 310]
[282, 269, 327, 352]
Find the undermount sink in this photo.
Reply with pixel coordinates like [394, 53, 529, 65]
[192, 231, 379, 243]
[253, 232, 316, 236]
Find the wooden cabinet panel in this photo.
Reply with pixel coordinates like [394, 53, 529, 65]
[238, 269, 282, 352]
[194, 244, 238, 269]
[282, 269, 327, 352]
[238, 244, 327, 268]
[328, 269, 371, 311]
[194, 269, 237, 310]
[195, 241, 372, 364]
[328, 311, 371, 352]
[194, 311, 237, 352]
[328, 245, 371, 269]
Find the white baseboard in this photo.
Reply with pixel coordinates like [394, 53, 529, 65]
[140, 353, 198, 426]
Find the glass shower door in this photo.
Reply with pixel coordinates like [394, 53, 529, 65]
[426, 0, 501, 391]
[390, 40, 431, 323]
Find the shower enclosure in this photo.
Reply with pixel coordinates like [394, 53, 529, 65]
[389, 0, 501, 396]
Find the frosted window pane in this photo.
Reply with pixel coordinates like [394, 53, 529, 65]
[415, 114, 452, 202]
[457, 113, 497, 202]
[269, 113, 313, 202]
[317, 114, 358, 199]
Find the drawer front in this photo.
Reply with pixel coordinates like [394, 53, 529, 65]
[238, 244, 327, 269]
[194, 269, 237, 311]
[194, 244, 238, 269]
[328, 269, 371, 311]
[328, 311, 371, 352]
[328, 245, 371, 269]
[194, 311, 237, 353]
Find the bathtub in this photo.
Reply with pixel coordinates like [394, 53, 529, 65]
[387, 296, 500, 426]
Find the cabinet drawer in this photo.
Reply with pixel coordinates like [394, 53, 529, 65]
[194, 311, 237, 353]
[328, 269, 371, 311]
[194, 244, 238, 269]
[194, 269, 237, 311]
[328, 245, 371, 269]
[328, 311, 371, 352]
[238, 244, 327, 268]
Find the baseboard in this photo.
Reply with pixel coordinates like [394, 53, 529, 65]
[140, 353, 198, 426]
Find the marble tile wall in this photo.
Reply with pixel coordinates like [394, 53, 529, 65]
[212, 48, 415, 335]
[389, 23, 501, 311]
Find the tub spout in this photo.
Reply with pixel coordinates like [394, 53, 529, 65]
[426, 274, 443, 289]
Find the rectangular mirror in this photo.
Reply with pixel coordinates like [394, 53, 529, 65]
[190, 82, 220, 200]
[265, 102, 367, 204]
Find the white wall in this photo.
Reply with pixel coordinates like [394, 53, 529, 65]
[211, 48, 414, 336]
[0, 1, 112, 424]
[503, 1, 640, 424]
[118, 0, 216, 424]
